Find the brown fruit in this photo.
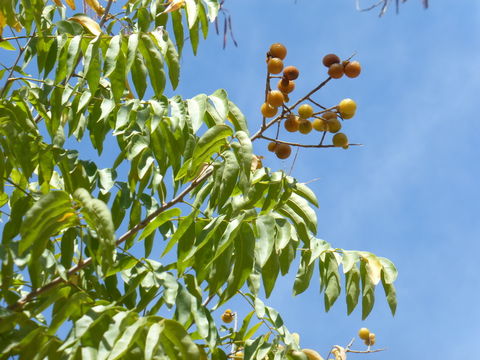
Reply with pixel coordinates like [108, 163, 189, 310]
[332, 132, 348, 147]
[302, 349, 324, 360]
[283, 65, 299, 80]
[275, 143, 292, 159]
[298, 119, 313, 134]
[367, 333, 376, 346]
[269, 43, 287, 60]
[277, 78, 295, 94]
[358, 327, 370, 340]
[312, 118, 328, 131]
[268, 57, 284, 74]
[344, 61, 361, 78]
[267, 90, 285, 107]
[327, 118, 342, 133]
[322, 53, 340, 67]
[261, 102, 278, 118]
[284, 114, 300, 132]
[221, 309, 234, 323]
[328, 63, 344, 79]
[321, 111, 337, 120]
[267, 141, 277, 152]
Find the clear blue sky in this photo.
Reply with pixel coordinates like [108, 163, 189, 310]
[173, 1, 480, 358]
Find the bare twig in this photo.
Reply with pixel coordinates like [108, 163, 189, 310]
[260, 135, 362, 148]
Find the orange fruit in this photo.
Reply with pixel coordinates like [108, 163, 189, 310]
[261, 103, 278, 118]
[298, 119, 313, 134]
[277, 78, 295, 94]
[328, 63, 344, 79]
[284, 114, 300, 132]
[268, 57, 284, 74]
[275, 143, 292, 159]
[283, 65, 300, 80]
[269, 43, 287, 60]
[267, 90, 285, 107]
[322, 53, 340, 67]
[298, 104, 314, 119]
[344, 61, 361, 78]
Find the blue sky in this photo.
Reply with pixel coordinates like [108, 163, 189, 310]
[173, 1, 480, 358]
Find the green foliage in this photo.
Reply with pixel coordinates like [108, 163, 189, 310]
[0, 0, 398, 359]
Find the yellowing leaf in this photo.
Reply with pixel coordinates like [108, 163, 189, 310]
[69, 15, 102, 36]
[363, 253, 382, 285]
[0, 12, 6, 37]
[52, 0, 63, 6]
[85, 0, 105, 15]
[65, 0, 76, 10]
[162, 0, 185, 14]
[57, 212, 76, 222]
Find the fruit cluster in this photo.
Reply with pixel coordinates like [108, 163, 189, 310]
[260, 43, 362, 160]
[358, 327, 376, 346]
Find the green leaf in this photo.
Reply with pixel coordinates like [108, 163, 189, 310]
[345, 266, 360, 315]
[381, 273, 397, 316]
[254, 215, 275, 268]
[233, 131, 252, 194]
[262, 251, 280, 298]
[162, 319, 200, 360]
[104, 35, 122, 77]
[286, 193, 317, 234]
[323, 252, 341, 312]
[187, 94, 207, 133]
[64, 34, 82, 80]
[145, 323, 163, 360]
[228, 101, 249, 134]
[152, 28, 180, 89]
[188, 124, 232, 178]
[107, 316, 148, 360]
[139, 208, 180, 241]
[203, 0, 221, 22]
[189, 19, 199, 55]
[293, 250, 314, 296]
[131, 52, 148, 99]
[19, 191, 76, 255]
[0, 41, 16, 51]
[185, 0, 199, 28]
[140, 34, 166, 98]
[378, 256, 398, 284]
[171, 10, 184, 57]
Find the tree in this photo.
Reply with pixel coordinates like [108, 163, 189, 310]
[0, 1, 397, 359]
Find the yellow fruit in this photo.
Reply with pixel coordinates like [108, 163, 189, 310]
[312, 118, 328, 131]
[283, 65, 300, 80]
[267, 90, 285, 107]
[341, 111, 355, 119]
[298, 104, 314, 119]
[338, 98, 357, 116]
[277, 78, 295, 94]
[268, 57, 284, 74]
[327, 118, 342, 133]
[322, 53, 340, 67]
[302, 349, 324, 360]
[221, 309, 234, 323]
[332, 133, 348, 147]
[328, 63, 344, 79]
[367, 333, 376, 345]
[275, 143, 292, 159]
[298, 119, 313, 134]
[358, 327, 370, 340]
[261, 103, 278, 118]
[344, 61, 361, 78]
[267, 141, 277, 152]
[269, 43, 287, 60]
[284, 114, 300, 132]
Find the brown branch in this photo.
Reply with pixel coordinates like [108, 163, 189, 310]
[8, 167, 213, 311]
[260, 135, 362, 148]
[99, 0, 115, 27]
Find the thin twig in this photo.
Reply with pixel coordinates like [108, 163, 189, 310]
[260, 135, 362, 148]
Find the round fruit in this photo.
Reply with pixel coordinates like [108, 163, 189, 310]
[269, 43, 287, 60]
[267, 141, 277, 152]
[268, 58, 284, 74]
[221, 309, 234, 323]
[298, 119, 313, 134]
[275, 143, 292, 159]
[277, 79, 295, 94]
[312, 118, 328, 131]
[284, 114, 300, 132]
[332, 133, 348, 147]
[261, 103, 278, 118]
[328, 63, 344, 79]
[283, 65, 299, 80]
[344, 61, 361, 78]
[267, 90, 285, 107]
[341, 111, 355, 119]
[358, 327, 370, 341]
[368, 333, 376, 345]
[327, 118, 342, 133]
[321, 111, 337, 120]
[338, 98, 357, 116]
[322, 53, 340, 67]
[298, 104, 314, 119]
[302, 349, 324, 360]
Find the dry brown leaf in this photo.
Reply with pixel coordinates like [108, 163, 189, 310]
[52, 0, 63, 7]
[85, 0, 105, 15]
[69, 15, 102, 36]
